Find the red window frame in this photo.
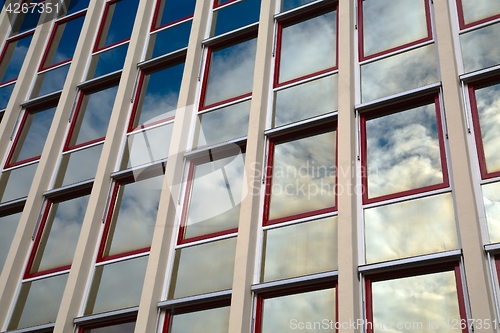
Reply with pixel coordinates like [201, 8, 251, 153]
[254, 282, 338, 333]
[213, 0, 239, 9]
[0, 31, 35, 85]
[360, 95, 449, 205]
[365, 263, 469, 333]
[274, 4, 339, 88]
[468, 77, 500, 180]
[263, 123, 338, 226]
[456, 0, 500, 30]
[151, 0, 196, 32]
[93, 0, 133, 53]
[199, 32, 257, 111]
[357, 0, 433, 61]
[77, 315, 136, 333]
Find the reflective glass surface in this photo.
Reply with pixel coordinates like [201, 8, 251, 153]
[365, 102, 443, 198]
[57, 144, 103, 187]
[30, 195, 89, 273]
[0, 34, 33, 83]
[261, 288, 336, 332]
[461, 22, 500, 73]
[364, 193, 458, 263]
[281, 0, 316, 12]
[211, 0, 261, 37]
[460, 0, 500, 25]
[9, 107, 56, 164]
[83, 321, 136, 333]
[0, 83, 15, 109]
[262, 216, 337, 282]
[371, 271, 461, 333]
[184, 153, 245, 239]
[474, 83, 500, 174]
[204, 37, 257, 106]
[97, 0, 139, 49]
[102, 175, 163, 257]
[196, 100, 250, 148]
[85, 255, 148, 314]
[279, 11, 336, 83]
[482, 181, 500, 243]
[169, 237, 236, 299]
[132, 63, 184, 128]
[148, 21, 192, 59]
[70, 85, 118, 146]
[122, 123, 173, 169]
[42, 15, 85, 68]
[170, 306, 230, 333]
[362, 0, 428, 57]
[66, 0, 91, 15]
[11, 10, 40, 35]
[361, 44, 438, 102]
[0, 162, 38, 203]
[0, 212, 22, 272]
[88, 43, 128, 79]
[274, 74, 337, 127]
[154, 0, 196, 28]
[269, 131, 336, 221]
[32, 64, 70, 97]
[8, 273, 68, 330]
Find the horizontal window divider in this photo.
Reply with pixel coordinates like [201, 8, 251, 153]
[2, 158, 40, 172]
[157, 289, 232, 310]
[128, 118, 175, 135]
[94, 251, 149, 267]
[264, 112, 337, 138]
[175, 232, 238, 250]
[198, 95, 252, 114]
[38, 60, 71, 75]
[273, 0, 335, 21]
[274, 69, 337, 92]
[93, 40, 130, 56]
[77, 71, 121, 91]
[0, 198, 25, 213]
[355, 82, 441, 114]
[362, 187, 450, 210]
[137, 48, 187, 70]
[43, 179, 93, 199]
[484, 243, 500, 253]
[63, 139, 105, 155]
[460, 63, 500, 83]
[358, 39, 435, 66]
[214, 0, 243, 11]
[153, 16, 193, 33]
[20, 91, 61, 109]
[22, 268, 71, 283]
[1, 322, 54, 333]
[73, 306, 138, 326]
[183, 137, 247, 160]
[262, 211, 338, 231]
[110, 161, 167, 182]
[460, 17, 500, 34]
[202, 22, 258, 47]
[481, 175, 500, 185]
[358, 249, 462, 274]
[251, 271, 338, 293]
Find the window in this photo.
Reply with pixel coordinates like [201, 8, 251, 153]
[0, 209, 23, 273]
[78, 316, 136, 333]
[161, 300, 230, 333]
[456, 0, 500, 29]
[210, 0, 261, 37]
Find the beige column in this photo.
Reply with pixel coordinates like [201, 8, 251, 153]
[132, 0, 212, 331]
[433, 0, 495, 330]
[337, 1, 360, 333]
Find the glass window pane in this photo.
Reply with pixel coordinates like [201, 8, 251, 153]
[87, 43, 128, 79]
[281, 0, 316, 12]
[11, 10, 40, 35]
[460, 22, 500, 73]
[211, 0, 261, 37]
[459, 0, 500, 25]
[132, 63, 184, 128]
[56, 144, 103, 187]
[122, 123, 173, 170]
[147, 21, 192, 59]
[364, 193, 458, 263]
[83, 321, 136, 333]
[29, 195, 89, 274]
[482, 181, 500, 243]
[361, 44, 438, 102]
[66, 0, 91, 15]
[183, 153, 245, 239]
[0, 212, 22, 272]
[97, 0, 139, 49]
[204, 37, 257, 106]
[0, 83, 15, 110]
[262, 216, 338, 282]
[362, 0, 428, 57]
[169, 237, 236, 299]
[9, 106, 56, 165]
[365, 102, 444, 198]
[370, 271, 461, 333]
[154, 0, 196, 28]
[85, 255, 148, 315]
[269, 130, 336, 221]
[0, 162, 38, 203]
[473, 83, 500, 174]
[0, 34, 33, 83]
[195, 100, 250, 148]
[170, 306, 230, 333]
[274, 74, 338, 128]
[8, 273, 68, 330]
[70, 85, 118, 147]
[261, 288, 336, 333]
[31, 64, 70, 98]
[278, 11, 336, 83]
[102, 175, 163, 257]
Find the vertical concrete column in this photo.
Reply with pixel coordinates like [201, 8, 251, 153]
[133, 0, 212, 331]
[227, 1, 275, 333]
[337, 1, 360, 333]
[433, 0, 495, 331]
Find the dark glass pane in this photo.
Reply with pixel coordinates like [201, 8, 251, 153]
[0, 34, 33, 83]
[154, 0, 196, 28]
[0, 212, 22, 273]
[461, 22, 500, 73]
[0, 162, 38, 203]
[56, 144, 103, 187]
[460, 0, 500, 25]
[11, 10, 41, 35]
[66, 0, 91, 15]
[148, 20, 192, 59]
[31, 64, 70, 97]
[87, 43, 128, 79]
[281, 0, 316, 12]
[482, 181, 500, 243]
[212, 0, 261, 37]
[170, 306, 230, 333]
[83, 322, 136, 333]
[97, 0, 139, 49]
[0, 83, 15, 109]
